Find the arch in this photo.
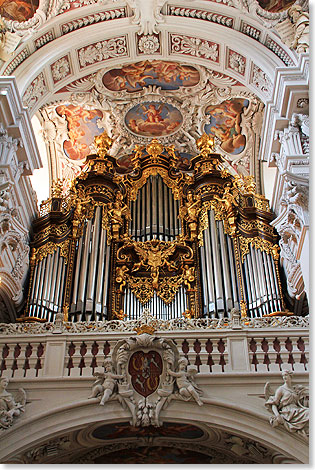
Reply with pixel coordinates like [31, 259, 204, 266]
[0, 397, 308, 463]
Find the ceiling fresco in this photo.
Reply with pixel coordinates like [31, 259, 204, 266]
[55, 104, 104, 161]
[257, 0, 295, 12]
[0, 0, 39, 22]
[41, 59, 264, 185]
[205, 98, 249, 155]
[125, 102, 183, 137]
[102, 60, 200, 92]
[92, 421, 204, 440]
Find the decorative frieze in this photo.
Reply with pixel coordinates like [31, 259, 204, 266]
[77, 36, 128, 68]
[137, 34, 160, 55]
[170, 34, 219, 62]
[60, 8, 127, 35]
[167, 6, 234, 28]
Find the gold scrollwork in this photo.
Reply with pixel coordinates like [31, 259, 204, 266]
[127, 274, 184, 305]
[94, 131, 112, 158]
[35, 239, 70, 264]
[129, 167, 183, 201]
[239, 220, 275, 236]
[239, 236, 280, 262]
[254, 194, 270, 212]
[33, 223, 70, 242]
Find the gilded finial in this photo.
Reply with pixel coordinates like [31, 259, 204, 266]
[94, 131, 112, 158]
[196, 133, 215, 154]
[146, 139, 164, 162]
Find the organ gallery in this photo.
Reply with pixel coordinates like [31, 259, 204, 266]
[0, 0, 309, 464]
[25, 132, 283, 323]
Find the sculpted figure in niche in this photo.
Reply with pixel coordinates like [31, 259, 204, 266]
[167, 358, 203, 406]
[89, 358, 124, 406]
[264, 370, 309, 440]
[0, 377, 26, 429]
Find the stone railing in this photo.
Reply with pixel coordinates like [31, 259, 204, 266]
[0, 316, 309, 379]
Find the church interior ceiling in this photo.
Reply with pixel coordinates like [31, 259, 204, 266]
[38, 61, 263, 188]
[0, 0, 305, 199]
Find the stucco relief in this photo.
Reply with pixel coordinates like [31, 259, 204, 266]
[88, 332, 204, 427]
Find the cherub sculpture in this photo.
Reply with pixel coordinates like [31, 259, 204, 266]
[264, 370, 309, 440]
[89, 358, 124, 406]
[167, 358, 203, 406]
[0, 377, 26, 429]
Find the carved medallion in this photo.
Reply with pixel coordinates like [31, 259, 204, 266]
[128, 350, 163, 397]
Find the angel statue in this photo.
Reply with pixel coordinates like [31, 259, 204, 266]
[0, 377, 26, 429]
[167, 358, 203, 406]
[108, 191, 131, 240]
[264, 370, 309, 440]
[88, 358, 124, 406]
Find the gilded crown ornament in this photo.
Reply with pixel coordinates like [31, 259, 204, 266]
[146, 139, 164, 162]
[94, 131, 113, 158]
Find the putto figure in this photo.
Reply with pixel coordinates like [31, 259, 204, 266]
[89, 358, 124, 406]
[167, 358, 203, 406]
[264, 370, 309, 440]
[0, 377, 26, 429]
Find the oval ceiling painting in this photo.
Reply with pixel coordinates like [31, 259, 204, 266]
[103, 60, 200, 93]
[205, 98, 249, 155]
[0, 0, 40, 22]
[125, 102, 183, 137]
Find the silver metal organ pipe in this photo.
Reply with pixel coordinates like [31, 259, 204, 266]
[204, 224, 216, 316]
[250, 245, 267, 316]
[218, 222, 233, 313]
[48, 251, 58, 313]
[32, 261, 42, 314]
[53, 251, 63, 310]
[86, 207, 101, 310]
[226, 236, 239, 309]
[209, 214, 224, 314]
[41, 254, 52, 316]
[249, 246, 263, 316]
[141, 186, 145, 240]
[71, 237, 83, 311]
[270, 255, 282, 310]
[95, 224, 106, 314]
[152, 175, 157, 236]
[256, 249, 268, 313]
[44, 254, 54, 310]
[243, 256, 254, 317]
[158, 177, 164, 238]
[136, 188, 141, 240]
[245, 251, 258, 315]
[146, 178, 151, 239]
[168, 187, 174, 239]
[101, 244, 111, 317]
[36, 257, 47, 318]
[77, 219, 92, 311]
[262, 251, 274, 312]
[57, 260, 66, 311]
[263, 251, 277, 311]
[199, 244, 209, 315]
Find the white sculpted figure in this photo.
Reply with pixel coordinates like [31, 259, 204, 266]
[89, 358, 124, 406]
[167, 358, 203, 406]
[264, 370, 309, 440]
[0, 377, 26, 429]
[288, 5, 309, 53]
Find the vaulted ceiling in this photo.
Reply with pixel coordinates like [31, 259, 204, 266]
[0, 0, 305, 193]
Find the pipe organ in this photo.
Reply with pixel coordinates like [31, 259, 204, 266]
[22, 132, 284, 322]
